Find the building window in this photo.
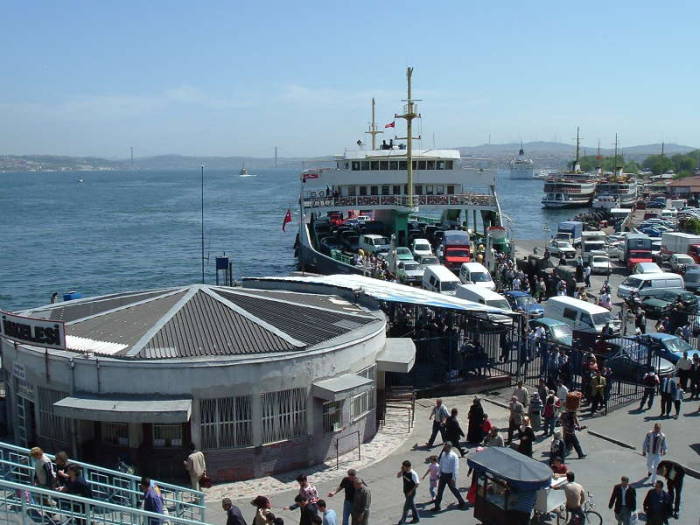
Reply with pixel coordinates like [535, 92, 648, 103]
[381, 185, 390, 195]
[393, 185, 401, 195]
[361, 161, 370, 170]
[153, 424, 183, 448]
[37, 388, 71, 442]
[322, 401, 342, 433]
[351, 162, 360, 171]
[350, 366, 376, 422]
[389, 161, 399, 170]
[103, 423, 129, 446]
[200, 395, 252, 449]
[261, 388, 307, 444]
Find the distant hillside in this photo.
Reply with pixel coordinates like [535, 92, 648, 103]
[458, 141, 695, 157]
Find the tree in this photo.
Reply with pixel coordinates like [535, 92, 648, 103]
[643, 154, 674, 175]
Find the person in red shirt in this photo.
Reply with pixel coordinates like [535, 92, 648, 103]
[550, 457, 568, 478]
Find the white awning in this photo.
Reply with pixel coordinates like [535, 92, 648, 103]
[377, 338, 416, 373]
[54, 395, 192, 423]
[312, 374, 373, 402]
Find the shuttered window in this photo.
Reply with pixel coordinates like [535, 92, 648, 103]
[261, 388, 307, 443]
[37, 388, 71, 442]
[200, 396, 252, 449]
[350, 366, 376, 421]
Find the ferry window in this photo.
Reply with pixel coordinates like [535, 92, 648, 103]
[426, 160, 435, 170]
[403, 184, 408, 194]
[399, 161, 407, 170]
[352, 161, 360, 170]
[370, 161, 380, 170]
[361, 161, 370, 170]
[436, 161, 445, 170]
[345, 162, 350, 169]
[370, 185, 379, 196]
[359, 186, 368, 196]
[436, 185, 445, 195]
[380, 161, 389, 171]
[415, 185, 423, 195]
[412, 161, 417, 170]
[393, 185, 401, 195]
[426, 185, 434, 195]
[447, 185, 455, 195]
[418, 160, 427, 170]
[348, 185, 356, 196]
[446, 160, 454, 170]
[381, 185, 390, 195]
[389, 161, 399, 170]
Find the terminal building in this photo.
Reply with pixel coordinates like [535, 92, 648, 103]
[1, 283, 415, 481]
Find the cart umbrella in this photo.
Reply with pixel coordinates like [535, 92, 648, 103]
[467, 447, 552, 491]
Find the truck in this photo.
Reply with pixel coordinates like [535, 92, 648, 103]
[660, 232, 700, 263]
[623, 233, 653, 269]
[557, 221, 583, 247]
[439, 230, 471, 271]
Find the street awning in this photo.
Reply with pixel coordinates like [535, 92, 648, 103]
[312, 374, 373, 402]
[376, 338, 416, 373]
[54, 395, 192, 423]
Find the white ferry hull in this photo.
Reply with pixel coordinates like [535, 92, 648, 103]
[541, 198, 592, 209]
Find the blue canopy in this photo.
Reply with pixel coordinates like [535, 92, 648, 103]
[467, 447, 552, 491]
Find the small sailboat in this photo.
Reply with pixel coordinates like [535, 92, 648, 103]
[239, 162, 256, 177]
[77, 177, 85, 183]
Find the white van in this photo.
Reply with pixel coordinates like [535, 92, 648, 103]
[411, 238, 433, 258]
[358, 234, 391, 255]
[458, 262, 495, 290]
[422, 265, 461, 295]
[543, 296, 620, 333]
[455, 285, 511, 310]
[617, 272, 684, 299]
[632, 262, 662, 275]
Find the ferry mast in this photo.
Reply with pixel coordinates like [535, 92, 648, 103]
[364, 98, 383, 151]
[395, 67, 421, 209]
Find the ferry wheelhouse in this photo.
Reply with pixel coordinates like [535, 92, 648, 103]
[296, 69, 504, 275]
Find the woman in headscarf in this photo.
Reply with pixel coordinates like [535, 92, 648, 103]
[466, 397, 485, 444]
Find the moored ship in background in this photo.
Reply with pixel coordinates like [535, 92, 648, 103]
[509, 145, 535, 179]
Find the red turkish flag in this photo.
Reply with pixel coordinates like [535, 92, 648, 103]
[384, 121, 395, 128]
[282, 209, 292, 231]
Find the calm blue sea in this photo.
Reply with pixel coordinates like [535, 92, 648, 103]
[0, 169, 574, 310]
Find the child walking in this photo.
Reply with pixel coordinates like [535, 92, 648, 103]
[422, 456, 439, 501]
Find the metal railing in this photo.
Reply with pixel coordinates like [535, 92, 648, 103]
[302, 193, 497, 209]
[0, 441, 205, 521]
[0, 477, 212, 525]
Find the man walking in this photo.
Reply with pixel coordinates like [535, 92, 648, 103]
[657, 460, 685, 520]
[659, 375, 676, 417]
[507, 396, 525, 444]
[183, 443, 206, 491]
[676, 351, 692, 390]
[560, 410, 586, 459]
[327, 469, 358, 525]
[222, 498, 247, 525]
[396, 460, 420, 523]
[640, 369, 659, 411]
[590, 369, 606, 415]
[642, 424, 667, 485]
[444, 408, 466, 457]
[643, 481, 672, 525]
[317, 500, 336, 525]
[512, 380, 530, 407]
[554, 471, 585, 522]
[426, 399, 449, 448]
[351, 478, 371, 525]
[608, 476, 636, 525]
[431, 443, 466, 512]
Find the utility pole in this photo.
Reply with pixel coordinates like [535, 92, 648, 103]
[395, 67, 421, 208]
[365, 98, 383, 151]
[201, 165, 205, 284]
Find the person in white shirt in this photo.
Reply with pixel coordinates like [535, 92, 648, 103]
[556, 381, 569, 403]
[676, 352, 692, 390]
[431, 444, 465, 511]
[642, 424, 668, 485]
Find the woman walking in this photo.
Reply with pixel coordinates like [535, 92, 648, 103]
[466, 397, 485, 444]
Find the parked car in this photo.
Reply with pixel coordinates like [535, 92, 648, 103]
[635, 333, 700, 365]
[416, 254, 440, 268]
[647, 200, 666, 209]
[505, 291, 544, 318]
[549, 239, 576, 258]
[670, 253, 695, 273]
[396, 260, 424, 285]
[684, 265, 700, 292]
[590, 253, 612, 275]
[528, 317, 573, 351]
[604, 341, 675, 382]
[411, 238, 433, 259]
[640, 289, 698, 317]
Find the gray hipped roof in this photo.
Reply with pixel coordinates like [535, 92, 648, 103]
[20, 285, 380, 360]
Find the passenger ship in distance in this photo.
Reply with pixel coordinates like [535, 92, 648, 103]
[509, 145, 535, 179]
[541, 128, 598, 208]
[296, 69, 504, 275]
[592, 172, 638, 209]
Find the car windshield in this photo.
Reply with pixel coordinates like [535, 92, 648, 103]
[663, 337, 692, 353]
[402, 263, 419, 271]
[515, 296, 535, 307]
[421, 257, 438, 265]
[592, 257, 608, 263]
[446, 249, 469, 257]
[414, 243, 430, 251]
[551, 325, 572, 339]
[623, 277, 643, 287]
[471, 272, 491, 282]
[374, 237, 389, 245]
[487, 299, 511, 310]
[441, 281, 457, 292]
[592, 312, 614, 326]
[396, 248, 411, 256]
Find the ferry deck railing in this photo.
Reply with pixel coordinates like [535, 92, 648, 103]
[302, 193, 497, 209]
[0, 441, 205, 521]
[0, 477, 212, 525]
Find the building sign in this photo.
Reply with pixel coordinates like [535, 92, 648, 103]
[1, 310, 66, 350]
[12, 363, 26, 381]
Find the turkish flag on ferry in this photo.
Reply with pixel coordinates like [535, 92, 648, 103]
[282, 209, 292, 231]
[384, 121, 395, 128]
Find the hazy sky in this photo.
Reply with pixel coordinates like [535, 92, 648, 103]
[2, 1, 699, 158]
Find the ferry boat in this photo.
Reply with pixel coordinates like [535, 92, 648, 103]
[509, 145, 534, 179]
[239, 163, 254, 177]
[592, 176, 637, 209]
[296, 69, 505, 275]
[541, 128, 598, 208]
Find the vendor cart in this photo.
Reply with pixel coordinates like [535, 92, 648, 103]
[467, 447, 556, 524]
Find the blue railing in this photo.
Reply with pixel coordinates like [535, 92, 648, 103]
[0, 441, 205, 521]
[0, 477, 212, 525]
